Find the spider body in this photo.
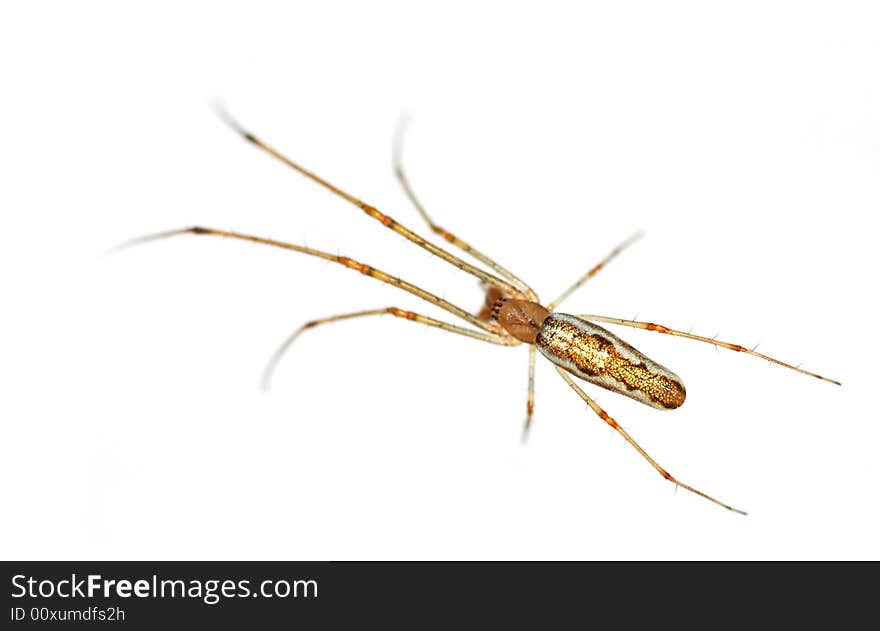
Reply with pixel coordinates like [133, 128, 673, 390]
[493, 298, 685, 410]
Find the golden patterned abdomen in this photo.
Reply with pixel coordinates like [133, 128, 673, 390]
[536, 313, 686, 410]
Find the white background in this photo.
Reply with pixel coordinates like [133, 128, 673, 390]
[1, 1, 876, 560]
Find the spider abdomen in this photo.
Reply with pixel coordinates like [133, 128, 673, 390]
[536, 313, 686, 410]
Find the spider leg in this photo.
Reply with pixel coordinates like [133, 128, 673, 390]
[213, 104, 527, 300]
[548, 232, 643, 310]
[262, 306, 518, 391]
[113, 226, 513, 338]
[522, 345, 537, 441]
[576, 314, 840, 385]
[392, 116, 537, 301]
[556, 366, 746, 515]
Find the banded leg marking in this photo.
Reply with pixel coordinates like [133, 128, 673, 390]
[555, 367, 746, 515]
[113, 226, 510, 337]
[548, 232, 643, 311]
[263, 307, 519, 391]
[392, 117, 537, 301]
[214, 105, 526, 300]
[577, 314, 841, 386]
[522, 345, 537, 441]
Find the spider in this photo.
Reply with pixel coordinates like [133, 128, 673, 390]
[118, 106, 840, 515]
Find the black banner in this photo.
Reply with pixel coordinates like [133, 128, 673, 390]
[1, 561, 871, 627]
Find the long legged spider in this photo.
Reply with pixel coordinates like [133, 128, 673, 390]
[117, 107, 840, 515]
